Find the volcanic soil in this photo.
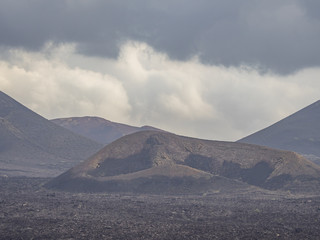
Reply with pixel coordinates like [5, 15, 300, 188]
[1, 177, 320, 240]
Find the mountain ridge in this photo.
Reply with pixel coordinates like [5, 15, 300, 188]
[51, 116, 162, 145]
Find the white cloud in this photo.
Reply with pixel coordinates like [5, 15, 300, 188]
[1, 42, 320, 141]
[0, 46, 131, 122]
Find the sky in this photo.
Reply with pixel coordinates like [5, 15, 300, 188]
[0, 0, 320, 141]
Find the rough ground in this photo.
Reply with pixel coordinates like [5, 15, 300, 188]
[1, 177, 320, 240]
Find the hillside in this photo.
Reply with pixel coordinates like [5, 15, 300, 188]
[0, 91, 102, 177]
[51, 116, 161, 145]
[46, 131, 320, 194]
[239, 100, 320, 164]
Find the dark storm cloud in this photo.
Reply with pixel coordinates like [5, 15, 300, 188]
[1, 0, 320, 73]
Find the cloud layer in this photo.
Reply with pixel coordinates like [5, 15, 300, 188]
[1, 42, 319, 140]
[1, 0, 320, 73]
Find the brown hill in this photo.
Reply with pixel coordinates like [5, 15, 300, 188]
[51, 116, 161, 145]
[46, 131, 320, 194]
[0, 91, 102, 177]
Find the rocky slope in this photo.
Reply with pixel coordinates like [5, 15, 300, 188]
[0, 91, 102, 177]
[239, 100, 320, 164]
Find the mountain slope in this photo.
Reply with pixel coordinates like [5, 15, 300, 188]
[51, 116, 161, 145]
[0, 91, 102, 177]
[238, 100, 320, 164]
[46, 131, 320, 194]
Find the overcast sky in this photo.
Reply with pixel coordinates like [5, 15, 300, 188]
[0, 0, 320, 141]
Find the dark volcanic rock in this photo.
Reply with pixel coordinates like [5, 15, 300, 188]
[0, 91, 102, 177]
[46, 131, 320, 193]
[239, 100, 320, 164]
[51, 116, 161, 145]
[3, 177, 320, 240]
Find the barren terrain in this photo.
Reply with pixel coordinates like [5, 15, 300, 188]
[1, 177, 320, 239]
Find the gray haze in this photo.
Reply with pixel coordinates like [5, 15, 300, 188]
[1, 0, 320, 74]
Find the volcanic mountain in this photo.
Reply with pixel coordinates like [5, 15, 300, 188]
[46, 131, 320, 194]
[0, 91, 102, 177]
[239, 100, 320, 165]
[51, 116, 161, 145]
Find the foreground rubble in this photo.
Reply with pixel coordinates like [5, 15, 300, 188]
[1, 177, 320, 240]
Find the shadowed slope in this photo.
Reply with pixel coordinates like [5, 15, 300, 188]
[46, 131, 320, 193]
[51, 116, 161, 145]
[0, 91, 102, 177]
[239, 100, 320, 164]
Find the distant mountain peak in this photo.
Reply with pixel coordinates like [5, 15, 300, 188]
[51, 116, 162, 145]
